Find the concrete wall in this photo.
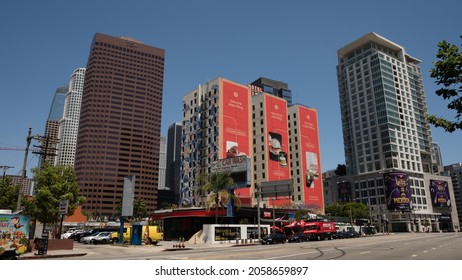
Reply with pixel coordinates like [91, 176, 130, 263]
[192, 224, 270, 244]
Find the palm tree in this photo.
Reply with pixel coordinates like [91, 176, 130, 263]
[198, 172, 241, 224]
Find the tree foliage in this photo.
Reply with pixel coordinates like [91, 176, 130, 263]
[198, 172, 240, 216]
[429, 35, 462, 132]
[22, 164, 85, 225]
[324, 202, 369, 221]
[0, 177, 20, 210]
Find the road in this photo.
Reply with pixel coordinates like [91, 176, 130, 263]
[62, 232, 462, 260]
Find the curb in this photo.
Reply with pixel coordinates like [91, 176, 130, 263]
[19, 253, 88, 260]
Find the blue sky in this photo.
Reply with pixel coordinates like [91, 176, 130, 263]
[1, 0, 461, 177]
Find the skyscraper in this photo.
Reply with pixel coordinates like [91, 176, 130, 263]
[56, 68, 86, 167]
[74, 33, 165, 218]
[166, 122, 182, 203]
[42, 86, 68, 166]
[337, 32, 459, 232]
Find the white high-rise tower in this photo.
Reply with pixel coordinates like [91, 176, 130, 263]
[336, 32, 459, 232]
[55, 68, 86, 166]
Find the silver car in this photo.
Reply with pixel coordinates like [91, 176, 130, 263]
[81, 232, 109, 244]
[92, 232, 115, 244]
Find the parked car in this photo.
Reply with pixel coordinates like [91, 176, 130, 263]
[81, 232, 111, 244]
[61, 228, 78, 239]
[74, 230, 93, 242]
[74, 228, 119, 242]
[92, 231, 115, 244]
[287, 232, 308, 243]
[344, 230, 360, 238]
[261, 233, 286, 245]
[333, 231, 345, 239]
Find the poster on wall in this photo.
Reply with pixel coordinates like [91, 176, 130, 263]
[298, 106, 323, 210]
[221, 80, 251, 160]
[430, 179, 451, 208]
[265, 95, 290, 181]
[384, 172, 411, 211]
[220, 79, 252, 204]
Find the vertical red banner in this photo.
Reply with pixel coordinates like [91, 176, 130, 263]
[220, 80, 251, 159]
[265, 95, 290, 181]
[299, 107, 323, 211]
[220, 79, 251, 205]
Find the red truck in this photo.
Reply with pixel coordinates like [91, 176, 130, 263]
[303, 221, 336, 241]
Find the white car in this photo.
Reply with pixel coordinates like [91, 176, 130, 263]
[81, 232, 109, 244]
[61, 229, 78, 239]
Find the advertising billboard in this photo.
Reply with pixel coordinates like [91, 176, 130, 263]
[298, 106, 323, 209]
[384, 172, 411, 211]
[429, 179, 451, 208]
[220, 80, 251, 161]
[220, 79, 252, 203]
[337, 181, 351, 202]
[265, 95, 290, 181]
[210, 155, 251, 188]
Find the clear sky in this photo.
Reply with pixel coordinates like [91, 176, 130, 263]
[1, 0, 461, 177]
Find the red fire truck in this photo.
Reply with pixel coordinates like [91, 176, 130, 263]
[303, 221, 336, 241]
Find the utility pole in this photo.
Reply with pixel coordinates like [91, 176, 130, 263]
[1, 165, 14, 179]
[16, 128, 41, 211]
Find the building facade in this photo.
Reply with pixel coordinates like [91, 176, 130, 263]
[41, 86, 68, 166]
[74, 33, 165, 218]
[444, 163, 462, 229]
[55, 68, 86, 167]
[180, 78, 253, 207]
[250, 77, 293, 105]
[180, 77, 324, 212]
[336, 32, 459, 232]
[287, 105, 324, 212]
[166, 122, 182, 204]
[158, 135, 167, 190]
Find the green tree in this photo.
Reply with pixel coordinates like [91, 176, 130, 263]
[22, 164, 85, 236]
[0, 177, 20, 210]
[198, 172, 240, 223]
[429, 35, 462, 132]
[324, 202, 344, 217]
[115, 198, 148, 222]
[325, 202, 369, 222]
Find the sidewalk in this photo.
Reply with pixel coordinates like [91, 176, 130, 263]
[19, 239, 258, 260]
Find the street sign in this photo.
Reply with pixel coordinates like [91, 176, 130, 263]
[58, 200, 69, 215]
[259, 179, 293, 198]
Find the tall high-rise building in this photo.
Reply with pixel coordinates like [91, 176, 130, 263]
[166, 122, 182, 203]
[42, 86, 68, 166]
[336, 32, 459, 232]
[180, 78, 253, 207]
[158, 135, 167, 190]
[180, 77, 323, 212]
[74, 33, 165, 218]
[56, 68, 86, 167]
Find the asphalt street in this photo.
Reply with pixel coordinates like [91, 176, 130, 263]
[19, 232, 462, 260]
